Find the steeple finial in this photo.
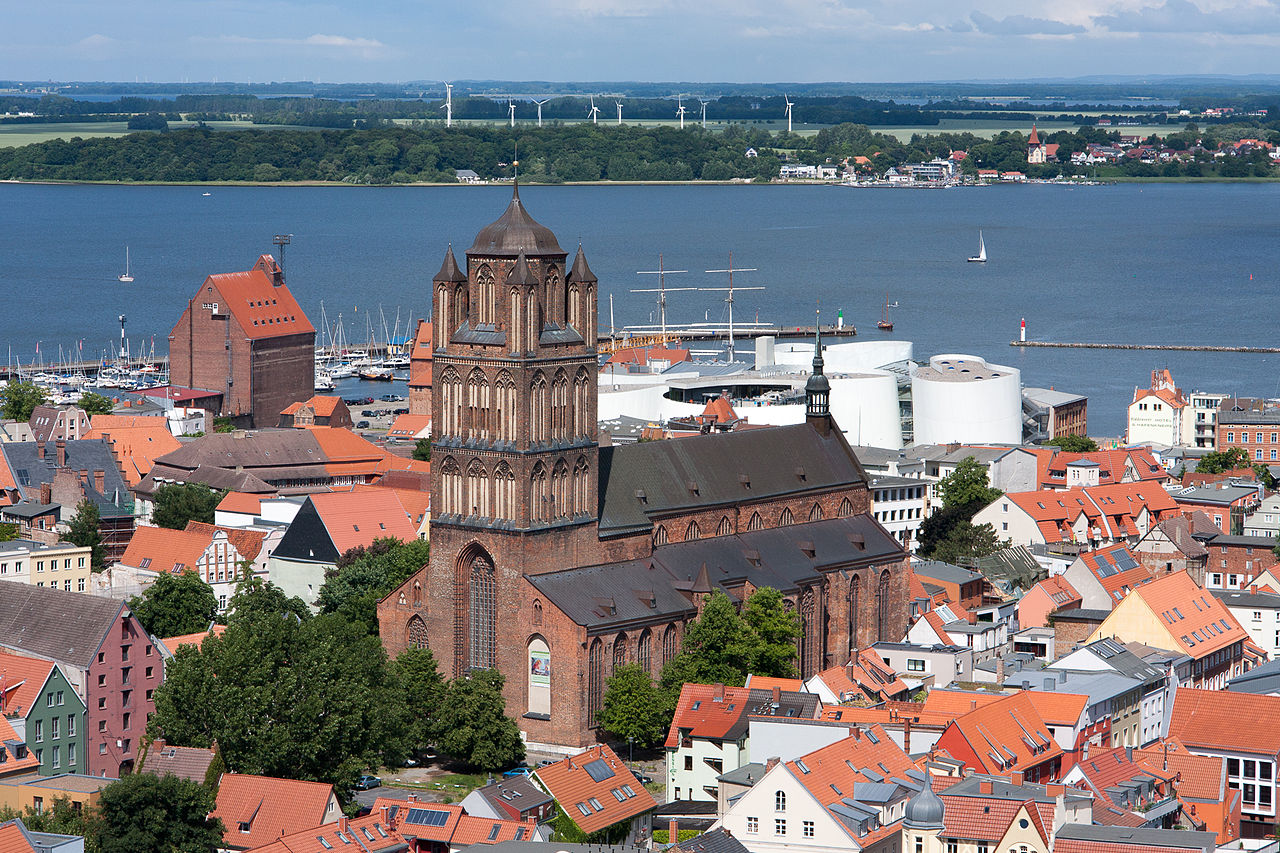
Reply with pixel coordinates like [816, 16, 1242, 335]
[805, 305, 831, 431]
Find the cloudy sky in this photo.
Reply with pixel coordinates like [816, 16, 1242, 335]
[5, 0, 1280, 83]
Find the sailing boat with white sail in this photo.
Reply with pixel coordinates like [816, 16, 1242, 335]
[967, 231, 987, 263]
[118, 247, 134, 282]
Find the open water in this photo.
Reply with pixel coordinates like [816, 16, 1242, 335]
[2, 181, 1278, 437]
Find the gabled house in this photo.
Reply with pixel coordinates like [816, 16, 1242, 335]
[246, 813, 407, 853]
[1087, 570, 1249, 690]
[0, 580, 162, 777]
[0, 652, 85, 775]
[807, 652, 910, 705]
[1060, 545, 1154, 611]
[460, 776, 555, 824]
[211, 773, 341, 851]
[1131, 738, 1240, 843]
[28, 407, 91, 444]
[84, 416, 182, 487]
[279, 395, 353, 430]
[1019, 575, 1082, 629]
[533, 744, 655, 843]
[1133, 512, 1216, 584]
[1049, 637, 1171, 747]
[117, 522, 277, 613]
[934, 691, 1064, 782]
[136, 738, 219, 785]
[1035, 447, 1170, 491]
[972, 483, 1177, 549]
[1061, 745, 1179, 829]
[909, 772, 1094, 853]
[367, 795, 546, 851]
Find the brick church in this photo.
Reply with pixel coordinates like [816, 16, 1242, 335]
[377, 187, 910, 748]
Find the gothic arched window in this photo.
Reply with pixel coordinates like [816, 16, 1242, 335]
[530, 462, 548, 523]
[685, 520, 700, 541]
[717, 516, 732, 536]
[573, 456, 590, 516]
[493, 461, 515, 520]
[877, 569, 892, 642]
[838, 497, 854, 518]
[809, 503, 824, 522]
[638, 629, 652, 675]
[552, 370, 569, 440]
[533, 599, 543, 626]
[530, 372, 549, 444]
[573, 368, 591, 439]
[780, 507, 794, 526]
[613, 634, 627, 673]
[662, 624, 678, 666]
[412, 580, 422, 607]
[585, 285, 597, 346]
[653, 525, 669, 547]
[509, 287, 522, 352]
[476, 263, 495, 324]
[468, 553, 497, 670]
[546, 267, 563, 324]
[438, 367, 461, 436]
[494, 370, 516, 444]
[567, 283, 580, 331]
[440, 457, 462, 516]
[467, 369, 490, 441]
[588, 638, 604, 727]
[748, 511, 764, 532]
[467, 458, 489, 518]
[406, 615, 428, 650]
[848, 574, 861, 656]
[551, 460, 570, 519]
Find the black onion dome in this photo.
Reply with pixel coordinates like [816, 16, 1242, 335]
[467, 182, 564, 256]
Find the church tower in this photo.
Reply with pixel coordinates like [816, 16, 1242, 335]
[427, 185, 602, 676]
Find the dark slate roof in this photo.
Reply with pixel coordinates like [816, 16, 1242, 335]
[1212, 588, 1280, 608]
[1051, 823, 1215, 851]
[1228, 657, 1280, 694]
[717, 763, 766, 786]
[1207, 533, 1276, 547]
[507, 252, 538, 286]
[912, 560, 983, 585]
[0, 439, 132, 518]
[529, 515, 903, 630]
[271, 498, 339, 564]
[1052, 608, 1112, 622]
[674, 828, 750, 853]
[474, 776, 552, 813]
[0, 502, 59, 519]
[466, 185, 564, 257]
[597, 423, 868, 536]
[452, 322, 509, 347]
[568, 245, 597, 283]
[434, 245, 467, 282]
[0, 580, 126, 669]
[151, 430, 328, 472]
[539, 325, 584, 346]
[139, 464, 275, 497]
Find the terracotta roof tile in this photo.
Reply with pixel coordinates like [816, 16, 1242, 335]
[449, 815, 534, 845]
[0, 652, 54, 719]
[137, 738, 219, 785]
[1022, 691, 1089, 726]
[1131, 739, 1224, 801]
[352, 484, 430, 529]
[533, 744, 655, 834]
[216, 491, 266, 516]
[85, 416, 182, 487]
[922, 689, 1004, 717]
[942, 691, 1063, 774]
[211, 773, 336, 850]
[0, 715, 39, 775]
[1169, 688, 1280, 755]
[248, 814, 404, 853]
[308, 490, 417, 554]
[387, 414, 432, 439]
[159, 625, 227, 653]
[784, 725, 919, 819]
[184, 521, 269, 562]
[939, 795, 1052, 843]
[664, 684, 820, 748]
[1124, 571, 1248, 657]
[369, 799, 460, 842]
[0, 821, 38, 853]
[742, 675, 805, 692]
[203, 256, 315, 341]
[120, 525, 211, 574]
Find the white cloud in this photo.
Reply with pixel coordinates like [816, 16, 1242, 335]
[1094, 0, 1280, 34]
[970, 11, 1086, 34]
[195, 33, 391, 58]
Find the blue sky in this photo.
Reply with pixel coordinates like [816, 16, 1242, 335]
[5, 0, 1280, 83]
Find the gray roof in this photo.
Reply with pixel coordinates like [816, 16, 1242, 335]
[1051, 823, 1215, 851]
[717, 763, 765, 786]
[0, 439, 132, 518]
[972, 546, 1045, 592]
[869, 475, 925, 489]
[1173, 485, 1259, 506]
[944, 774, 1091, 805]
[597, 423, 867, 537]
[528, 515, 903, 630]
[912, 560, 982, 585]
[1014, 669, 1143, 704]
[1052, 608, 1112, 621]
[1228, 657, 1280, 694]
[466, 185, 565, 257]
[872, 641, 969, 654]
[1068, 638, 1166, 684]
[1208, 533, 1277, 548]
[0, 503, 59, 519]
[1212, 588, 1280, 609]
[1023, 387, 1087, 406]
[0, 580, 127, 670]
[472, 776, 553, 812]
[673, 828, 750, 853]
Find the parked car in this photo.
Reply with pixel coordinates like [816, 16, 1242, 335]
[502, 766, 533, 778]
[357, 421, 370, 429]
[630, 768, 654, 784]
[355, 774, 382, 790]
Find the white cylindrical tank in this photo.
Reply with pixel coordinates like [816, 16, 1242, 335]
[773, 339, 914, 372]
[727, 371, 903, 448]
[911, 353, 1021, 445]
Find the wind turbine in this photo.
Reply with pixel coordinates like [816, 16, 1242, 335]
[508, 99, 516, 128]
[588, 94, 601, 124]
[784, 94, 794, 133]
[532, 98, 550, 127]
[615, 101, 624, 125]
[441, 82, 453, 127]
[699, 99, 709, 129]
[676, 95, 687, 130]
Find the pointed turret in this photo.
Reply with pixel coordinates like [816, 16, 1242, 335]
[1028, 124, 1041, 145]
[508, 251, 538, 286]
[692, 562, 713, 594]
[805, 322, 831, 434]
[568, 244, 597, 283]
[435, 244, 466, 282]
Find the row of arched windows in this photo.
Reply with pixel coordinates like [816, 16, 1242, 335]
[587, 625, 680, 727]
[437, 366, 591, 445]
[435, 268, 597, 348]
[650, 498, 858, 547]
[438, 455, 590, 522]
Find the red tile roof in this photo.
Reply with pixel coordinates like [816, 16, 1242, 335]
[308, 490, 417, 554]
[211, 773, 337, 851]
[1124, 570, 1248, 658]
[1168, 688, 1280, 756]
[699, 395, 739, 425]
[0, 652, 54, 719]
[184, 521, 269, 562]
[922, 689, 1005, 718]
[0, 821, 39, 853]
[206, 255, 315, 341]
[533, 744, 655, 834]
[812, 651, 908, 702]
[281, 395, 344, 418]
[1005, 485, 1176, 544]
[1131, 739, 1225, 802]
[159, 625, 227, 653]
[742, 675, 805, 692]
[247, 814, 404, 853]
[368, 799, 460, 843]
[0, 715, 38, 775]
[1075, 746, 1175, 798]
[85, 416, 182, 486]
[216, 491, 267, 516]
[1022, 691, 1089, 727]
[1030, 575, 1082, 608]
[664, 683, 819, 748]
[352, 484, 430, 530]
[387, 414, 432, 439]
[941, 691, 1063, 774]
[1133, 385, 1185, 408]
[450, 814, 534, 845]
[120, 525, 211, 574]
[1038, 449, 1169, 489]
[785, 726, 919, 820]
[1078, 545, 1156, 604]
[940, 795, 1053, 844]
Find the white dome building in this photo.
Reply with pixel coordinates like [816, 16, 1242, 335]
[911, 353, 1021, 445]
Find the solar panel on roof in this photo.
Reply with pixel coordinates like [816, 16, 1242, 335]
[405, 808, 450, 827]
[1114, 551, 1138, 571]
[583, 758, 615, 782]
[1094, 552, 1117, 577]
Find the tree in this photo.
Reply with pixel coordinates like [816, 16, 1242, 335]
[740, 587, 802, 678]
[660, 591, 749, 691]
[391, 646, 445, 751]
[1196, 448, 1253, 474]
[149, 604, 409, 790]
[77, 391, 115, 416]
[1, 380, 48, 421]
[596, 664, 668, 749]
[0, 796, 88, 836]
[412, 437, 431, 462]
[317, 538, 430, 633]
[63, 498, 106, 570]
[227, 574, 310, 623]
[89, 772, 222, 853]
[1047, 434, 1099, 453]
[152, 483, 223, 530]
[0, 522, 16, 542]
[130, 570, 218, 638]
[434, 669, 525, 771]
[929, 520, 1010, 565]
[937, 457, 1002, 510]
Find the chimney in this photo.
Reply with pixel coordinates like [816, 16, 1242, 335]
[36, 440, 45, 460]
[338, 816, 349, 833]
[55, 438, 66, 467]
[1011, 770, 1024, 786]
[979, 779, 993, 794]
[903, 718, 912, 754]
[1046, 783, 1065, 797]
[1252, 585, 1258, 595]
[94, 469, 105, 493]
[668, 819, 679, 843]
[408, 794, 417, 803]
[970, 699, 978, 712]
[771, 686, 781, 705]
[996, 658, 1006, 682]
[852, 728, 862, 741]
[714, 683, 725, 701]
[40, 483, 52, 506]
[765, 756, 780, 772]
[379, 805, 390, 828]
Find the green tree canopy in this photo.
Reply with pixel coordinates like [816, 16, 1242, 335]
[937, 456, 1003, 511]
[412, 438, 431, 461]
[597, 663, 669, 749]
[76, 391, 115, 416]
[1046, 434, 1099, 452]
[63, 498, 106, 570]
[740, 586, 803, 678]
[152, 483, 224, 530]
[434, 669, 525, 771]
[1196, 448, 1254, 474]
[227, 574, 310, 623]
[390, 646, 445, 752]
[1, 380, 48, 421]
[130, 570, 219, 638]
[317, 538, 430, 633]
[0, 522, 17, 542]
[89, 772, 223, 853]
[149, 593, 409, 790]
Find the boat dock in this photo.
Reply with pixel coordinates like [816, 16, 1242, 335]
[1011, 341, 1280, 354]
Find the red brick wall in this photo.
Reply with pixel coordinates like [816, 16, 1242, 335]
[1218, 424, 1280, 466]
[87, 612, 162, 777]
[1206, 540, 1272, 588]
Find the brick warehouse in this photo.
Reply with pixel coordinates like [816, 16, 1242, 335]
[168, 254, 315, 428]
[378, 186, 910, 749]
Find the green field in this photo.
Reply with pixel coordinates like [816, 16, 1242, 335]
[0, 121, 133, 147]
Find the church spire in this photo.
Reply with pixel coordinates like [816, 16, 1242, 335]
[806, 310, 831, 433]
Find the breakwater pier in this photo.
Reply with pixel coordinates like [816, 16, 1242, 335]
[1011, 341, 1280, 354]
